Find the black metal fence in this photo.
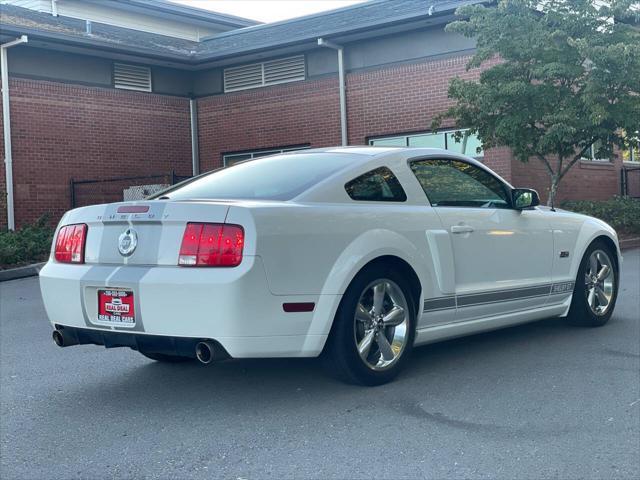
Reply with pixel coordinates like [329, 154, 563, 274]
[621, 165, 640, 198]
[70, 171, 191, 209]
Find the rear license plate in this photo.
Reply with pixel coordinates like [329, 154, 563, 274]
[98, 289, 135, 326]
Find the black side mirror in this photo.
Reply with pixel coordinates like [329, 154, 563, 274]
[512, 188, 540, 209]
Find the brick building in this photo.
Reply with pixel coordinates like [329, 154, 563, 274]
[1, 0, 638, 229]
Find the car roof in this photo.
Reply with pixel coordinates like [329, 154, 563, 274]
[293, 146, 487, 170]
[298, 146, 477, 160]
[290, 146, 512, 202]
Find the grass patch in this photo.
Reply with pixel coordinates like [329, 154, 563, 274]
[0, 216, 55, 270]
[561, 197, 640, 235]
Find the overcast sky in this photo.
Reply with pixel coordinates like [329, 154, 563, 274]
[170, 0, 367, 23]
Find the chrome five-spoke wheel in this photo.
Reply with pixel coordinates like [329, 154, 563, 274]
[354, 279, 409, 371]
[568, 241, 618, 327]
[584, 249, 615, 316]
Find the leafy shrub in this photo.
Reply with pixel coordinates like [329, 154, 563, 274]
[0, 216, 55, 269]
[561, 197, 640, 235]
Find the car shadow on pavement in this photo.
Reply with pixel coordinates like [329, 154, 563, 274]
[63, 312, 634, 416]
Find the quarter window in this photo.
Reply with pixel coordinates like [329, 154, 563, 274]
[410, 159, 509, 208]
[345, 167, 407, 202]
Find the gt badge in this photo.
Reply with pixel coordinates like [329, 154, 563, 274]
[118, 228, 138, 257]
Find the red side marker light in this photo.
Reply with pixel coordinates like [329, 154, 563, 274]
[283, 302, 315, 313]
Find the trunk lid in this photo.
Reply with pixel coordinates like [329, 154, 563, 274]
[66, 201, 231, 266]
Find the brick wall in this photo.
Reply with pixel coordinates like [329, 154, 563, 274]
[2, 54, 625, 229]
[511, 155, 623, 204]
[0, 78, 191, 229]
[197, 76, 342, 171]
[197, 55, 513, 182]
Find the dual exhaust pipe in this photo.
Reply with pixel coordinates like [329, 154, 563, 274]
[194, 340, 216, 365]
[52, 328, 79, 348]
[52, 329, 217, 364]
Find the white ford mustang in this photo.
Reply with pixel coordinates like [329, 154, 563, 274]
[40, 147, 621, 385]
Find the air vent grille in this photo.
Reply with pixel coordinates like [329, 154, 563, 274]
[114, 63, 152, 92]
[224, 55, 305, 92]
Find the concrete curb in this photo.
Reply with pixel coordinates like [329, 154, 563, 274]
[620, 237, 640, 251]
[0, 262, 46, 282]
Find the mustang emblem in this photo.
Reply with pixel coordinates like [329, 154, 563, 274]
[118, 228, 138, 257]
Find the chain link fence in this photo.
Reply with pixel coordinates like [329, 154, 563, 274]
[70, 172, 191, 209]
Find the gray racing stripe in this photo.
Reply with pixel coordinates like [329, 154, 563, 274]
[423, 282, 574, 312]
[79, 266, 151, 333]
[423, 296, 456, 312]
[457, 284, 552, 308]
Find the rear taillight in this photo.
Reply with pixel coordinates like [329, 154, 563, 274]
[54, 224, 87, 264]
[178, 223, 244, 267]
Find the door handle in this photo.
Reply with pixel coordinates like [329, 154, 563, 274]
[451, 225, 474, 234]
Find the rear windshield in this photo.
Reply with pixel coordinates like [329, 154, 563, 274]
[157, 153, 355, 201]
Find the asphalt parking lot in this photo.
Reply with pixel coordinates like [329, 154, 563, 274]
[1, 250, 639, 480]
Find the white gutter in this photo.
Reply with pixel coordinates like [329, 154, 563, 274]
[1, 35, 28, 231]
[189, 98, 200, 176]
[317, 38, 348, 146]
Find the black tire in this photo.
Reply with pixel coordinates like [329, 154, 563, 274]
[323, 262, 416, 386]
[567, 240, 619, 327]
[139, 352, 194, 363]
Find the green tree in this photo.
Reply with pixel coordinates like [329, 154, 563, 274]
[434, 0, 640, 206]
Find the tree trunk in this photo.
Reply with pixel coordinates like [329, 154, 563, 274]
[547, 175, 559, 207]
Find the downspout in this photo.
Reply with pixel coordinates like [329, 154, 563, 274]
[189, 98, 200, 176]
[317, 38, 348, 146]
[51, 0, 59, 17]
[1, 35, 28, 231]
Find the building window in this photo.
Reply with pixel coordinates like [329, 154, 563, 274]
[224, 55, 306, 92]
[222, 145, 310, 167]
[345, 167, 407, 202]
[581, 140, 611, 162]
[623, 146, 638, 162]
[113, 63, 152, 92]
[369, 129, 484, 158]
[622, 131, 639, 163]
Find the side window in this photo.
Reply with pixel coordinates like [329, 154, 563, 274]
[410, 159, 510, 208]
[345, 167, 407, 202]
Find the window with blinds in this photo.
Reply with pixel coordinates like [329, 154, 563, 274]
[113, 63, 152, 92]
[224, 55, 305, 92]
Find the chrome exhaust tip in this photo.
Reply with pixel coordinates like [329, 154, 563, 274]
[195, 341, 215, 365]
[52, 329, 78, 347]
[52, 330, 65, 347]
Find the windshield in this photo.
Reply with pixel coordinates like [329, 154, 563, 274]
[157, 153, 357, 201]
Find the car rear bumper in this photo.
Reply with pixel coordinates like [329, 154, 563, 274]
[39, 257, 333, 358]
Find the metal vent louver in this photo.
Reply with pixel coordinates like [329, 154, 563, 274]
[114, 63, 152, 92]
[224, 55, 305, 92]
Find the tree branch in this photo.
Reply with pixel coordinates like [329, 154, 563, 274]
[535, 154, 555, 176]
[558, 142, 595, 181]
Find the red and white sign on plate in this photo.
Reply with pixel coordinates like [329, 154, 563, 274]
[98, 289, 135, 325]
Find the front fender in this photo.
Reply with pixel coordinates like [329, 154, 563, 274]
[569, 217, 621, 279]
